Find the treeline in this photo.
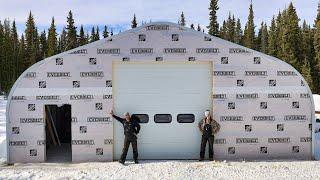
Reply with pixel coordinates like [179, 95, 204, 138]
[0, 11, 114, 93]
[218, 2, 317, 92]
[1, 1, 320, 94]
[179, 1, 320, 94]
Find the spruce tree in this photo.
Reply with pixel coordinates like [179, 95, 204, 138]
[96, 26, 100, 41]
[281, 3, 302, 71]
[1, 19, 9, 92]
[58, 27, 67, 53]
[256, 22, 263, 51]
[78, 25, 87, 46]
[103, 25, 109, 38]
[302, 21, 315, 91]
[57, 37, 61, 53]
[268, 16, 277, 57]
[179, 12, 186, 26]
[0, 21, 3, 91]
[2, 19, 15, 92]
[24, 11, 37, 70]
[131, 14, 137, 28]
[260, 23, 269, 53]
[11, 20, 18, 79]
[311, 5, 319, 91]
[66, 10, 77, 50]
[219, 20, 227, 40]
[276, 11, 284, 59]
[256, 22, 268, 52]
[302, 20, 314, 62]
[234, 18, 242, 45]
[301, 60, 314, 91]
[314, 1, 320, 93]
[90, 26, 96, 42]
[34, 27, 42, 62]
[226, 13, 235, 42]
[17, 34, 26, 77]
[207, 0, 219, 36]
[243, 2, 255, 49]
[47, 17, 57, 56]
[39, 30, 47, 59]
[86, 32, 90, 43]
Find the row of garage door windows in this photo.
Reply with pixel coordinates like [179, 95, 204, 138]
[131, 114, 195, 123]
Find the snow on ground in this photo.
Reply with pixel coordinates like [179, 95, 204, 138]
[1, 97, 320, 179]
[1, 160, 320, 179]
[0, 96, 7, 164]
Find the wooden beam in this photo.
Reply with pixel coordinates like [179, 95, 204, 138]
[45, 106, 57, 146]
[47, 106, 61, 146]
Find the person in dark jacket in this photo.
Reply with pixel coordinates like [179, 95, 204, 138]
[110, 110, 140, 164]
[198, 110, 220, 161]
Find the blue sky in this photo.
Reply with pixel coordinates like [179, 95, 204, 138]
[0, 0, 318, 35]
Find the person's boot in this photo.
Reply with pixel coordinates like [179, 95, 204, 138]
[118, 159, 125, 165]
[209, 158, 214, 161]
[199, 158, 204, 161]
[134, 159, 139, 164]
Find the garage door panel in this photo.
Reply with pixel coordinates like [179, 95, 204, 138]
[113, 62, 212, 159]
[117, 97, 210, 108]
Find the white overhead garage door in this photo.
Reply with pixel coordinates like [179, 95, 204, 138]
[113, 61, 212, 159]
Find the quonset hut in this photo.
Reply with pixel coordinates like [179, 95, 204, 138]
[6, 22, 315, 163]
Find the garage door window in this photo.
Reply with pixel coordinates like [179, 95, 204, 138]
[132, 114, 149, 123]
[177, 114, 195, 123]
[154, 114, 172, 123]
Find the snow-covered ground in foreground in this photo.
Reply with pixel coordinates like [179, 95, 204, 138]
[1, 160, 320, 180]
[0, 96, 6, 164]
[1, 97, 320, 179]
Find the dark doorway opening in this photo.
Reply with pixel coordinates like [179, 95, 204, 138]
[45, 104, 72, 162]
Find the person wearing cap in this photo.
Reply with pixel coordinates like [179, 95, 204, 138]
[198, 110, 220, 161]
[109, 110, 140, 164]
